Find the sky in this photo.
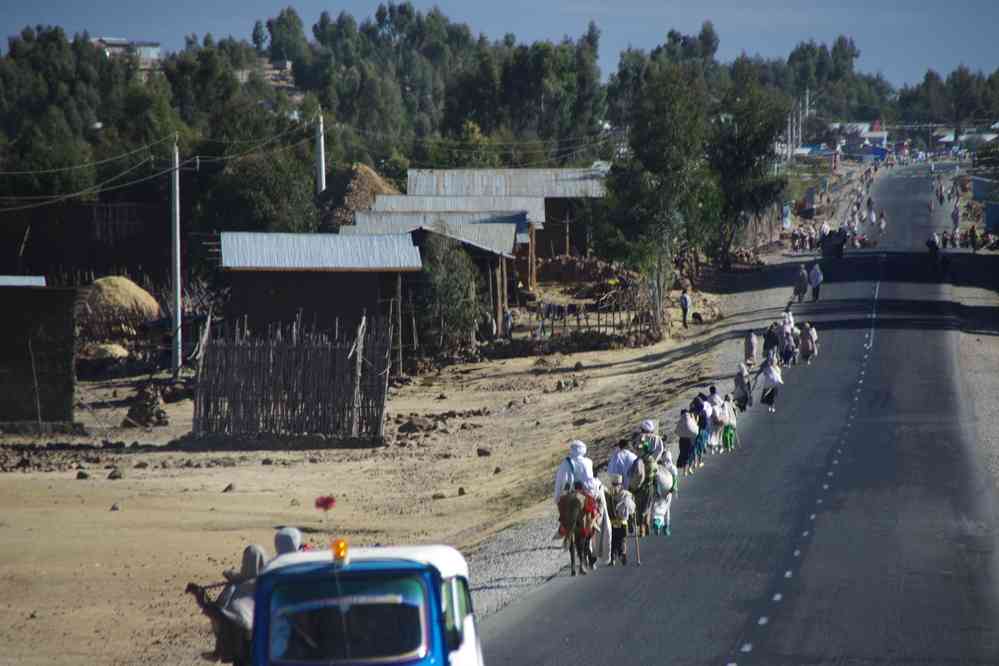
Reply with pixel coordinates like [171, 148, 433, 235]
[3, 0, 998, 88]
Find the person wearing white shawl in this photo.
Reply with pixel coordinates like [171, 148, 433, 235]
[674, 408, 698, 475]
[744, 330, 759, 366]
[707, 386, 725, 454]
[637, 419, 664, 462]
[652, 451, 679, 535]
[553, 440, 611, 566]
[755, 356, 784, 413]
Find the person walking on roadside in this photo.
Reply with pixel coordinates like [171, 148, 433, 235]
[794, 264, 809, 303]
[679, 289, 692, 329]
[554, 440, 595, 505]
[604, 474, 635, 566]
[636, 419, 664, 462]
[763, 323, 780, 361]
[721, 394, 739, 453]
[878, 209, 887, 236]
[733, 362, 753, 412]
[607, 438, 638, 491]
[970, 225, 979, 254]
[951, 204, 960, 236]
[652, 451, 679, 536]
[707, 387, 724, 455]
[691, 394, 711, 469]
[809, 262, 824, 302]
[744, 329, 759, 367]
[755, 355, 784, 414]
[633, 439, 659, 538]
[675, 408, 699, 477]
[799, 322, 817, 365]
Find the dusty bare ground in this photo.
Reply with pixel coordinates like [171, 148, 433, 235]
[0, 290, 735, 665]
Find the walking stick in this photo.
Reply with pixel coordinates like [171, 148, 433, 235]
[633, 517, 642, 566]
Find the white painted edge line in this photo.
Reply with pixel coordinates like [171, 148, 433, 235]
[772, 593, 783, 602]
[758, 616, 769, 626]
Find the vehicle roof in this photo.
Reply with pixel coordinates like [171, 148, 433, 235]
[261, 544, 470, 579]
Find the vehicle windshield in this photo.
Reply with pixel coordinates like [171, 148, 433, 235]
[269, 572, 429, 664]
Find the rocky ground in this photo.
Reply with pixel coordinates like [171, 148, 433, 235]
[0, 296, 726, 665]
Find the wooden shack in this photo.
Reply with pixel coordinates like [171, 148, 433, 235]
[0, 277, 77, 424]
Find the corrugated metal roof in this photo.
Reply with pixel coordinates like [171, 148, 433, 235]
[340, 222, 516, 256]
[355, 209, 527, 227]
[371, 195, 547, 223]
[407, 169, 606, 198]
[0, 275, 46, 287]
[220, 232, 422, 272]
[353, 210, 538, 239]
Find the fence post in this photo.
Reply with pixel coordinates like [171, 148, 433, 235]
[350, 316, 367, 438]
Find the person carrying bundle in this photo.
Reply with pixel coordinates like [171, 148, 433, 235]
[651, 452, 679, 536]
[675, 408, 699, 476]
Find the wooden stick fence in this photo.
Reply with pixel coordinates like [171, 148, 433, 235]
[193, 314, 393, 440]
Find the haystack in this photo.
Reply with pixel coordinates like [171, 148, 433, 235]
[86, 276, 162, 320]
[319, 163, 400, 230]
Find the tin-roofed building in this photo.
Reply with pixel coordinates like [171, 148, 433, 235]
[352, 209, 538, 288]
[371, 195, 547, 224]
[339, 221, 516, 257]
[353, 210, 533, 244]
[401, 168, 607, 264]
[221, 232, 422, 335]
[406, 168, 607, 198]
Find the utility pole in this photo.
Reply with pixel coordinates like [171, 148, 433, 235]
[787, 111, 793, 161]
[798, 98, 804, 147]
[170, 135, 182, 376]
[315, 110, 326, 196]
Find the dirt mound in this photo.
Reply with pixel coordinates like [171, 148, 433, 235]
[319, 163, 400, 230]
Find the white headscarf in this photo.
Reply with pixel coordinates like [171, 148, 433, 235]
[569, 440, 587, 458]
[640, 419, 655, 434]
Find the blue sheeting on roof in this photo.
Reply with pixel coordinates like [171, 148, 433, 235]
[0, 275, 46, 287]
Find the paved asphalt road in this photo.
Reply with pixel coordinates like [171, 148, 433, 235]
[480, 166, 999, 665]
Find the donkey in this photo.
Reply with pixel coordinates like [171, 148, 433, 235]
[558, 482, 594, 576]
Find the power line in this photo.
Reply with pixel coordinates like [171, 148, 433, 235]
[0, 158, 159, 213]
[197, 123, 314, 164]
[0, 135, 174, 176]
[198, 120, 309, 147]
[333, 122, 624, 151]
